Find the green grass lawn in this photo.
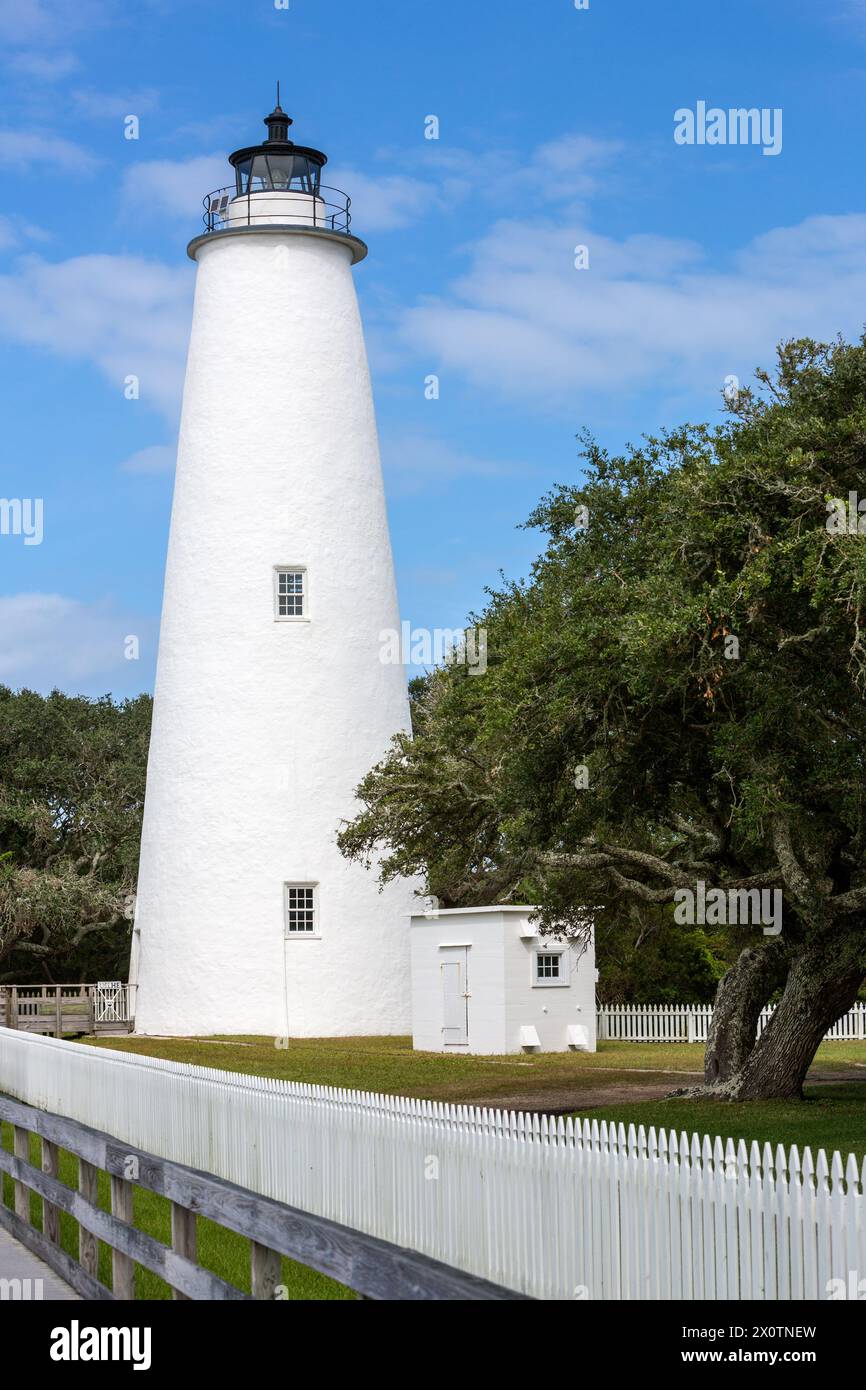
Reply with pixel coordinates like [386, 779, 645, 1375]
[84, 1031, 709, 1096]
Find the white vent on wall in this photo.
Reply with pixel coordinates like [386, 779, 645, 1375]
[567, 1024, 591, 1051]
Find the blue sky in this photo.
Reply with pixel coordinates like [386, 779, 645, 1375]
[3, 0, 866, 696]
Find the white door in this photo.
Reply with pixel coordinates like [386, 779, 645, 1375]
[441, 949, 469, 1046]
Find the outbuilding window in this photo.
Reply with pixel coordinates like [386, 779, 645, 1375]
[533, 950, 568, 987]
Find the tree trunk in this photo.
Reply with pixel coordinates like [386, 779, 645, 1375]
[671, 921, 866, 1102]
[723, 932, 865, 1100]
[703, 939, 790, 1085]
[677, 922, 865, 1101]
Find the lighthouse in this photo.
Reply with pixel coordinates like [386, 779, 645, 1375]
[129, 99, 417, 1037]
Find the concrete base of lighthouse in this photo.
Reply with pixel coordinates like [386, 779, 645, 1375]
[130, 215, 419, 1039]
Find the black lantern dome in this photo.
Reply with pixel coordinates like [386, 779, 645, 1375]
[228, 90, 327, 197]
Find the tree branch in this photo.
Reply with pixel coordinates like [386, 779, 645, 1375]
[772, 817, 820, 909]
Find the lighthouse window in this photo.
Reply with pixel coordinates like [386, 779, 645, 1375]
[251, 156, 274, 192]
[233, 158, 252, 193]
[243, 153, 321, 196]
[285, 884, 317, 935]
[275, 568, 306, 620]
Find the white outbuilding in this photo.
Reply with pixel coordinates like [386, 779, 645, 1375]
[410, 906, 597, 1055]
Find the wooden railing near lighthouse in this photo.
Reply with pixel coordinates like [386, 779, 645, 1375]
[0, 984, 133, 1037]
[0, 1089, 522, 1301]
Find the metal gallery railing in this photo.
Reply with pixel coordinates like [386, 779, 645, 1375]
[202, 184, 352, 235]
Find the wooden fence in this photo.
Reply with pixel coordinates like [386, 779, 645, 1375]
[0, 1027, 863, 1300]
[0, 985, 133, 1037]
[0, 1090, 518, 1301]
[598, 1001, 866, 1044]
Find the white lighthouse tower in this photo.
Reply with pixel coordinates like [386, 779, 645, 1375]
[130, 99, 417, 1037]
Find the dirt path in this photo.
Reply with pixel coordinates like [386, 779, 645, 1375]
[465, 1064, 866, 1116]
[466, 1077, 698, 1115]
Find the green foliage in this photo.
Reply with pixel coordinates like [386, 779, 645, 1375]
[339, 337, 866, 980]
[596, 909, 728, 1004]
[0, 687, 152, 981]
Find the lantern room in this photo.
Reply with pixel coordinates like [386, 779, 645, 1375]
[197, 91, 357, 246]
[228, 97, 326, 198]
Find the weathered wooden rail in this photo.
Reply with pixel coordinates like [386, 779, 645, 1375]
[0, 985, 132, 1037]
[0, 1091, 525, 1301]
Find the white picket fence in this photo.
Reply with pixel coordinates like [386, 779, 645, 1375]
[0, 1027, 863, 1300]
[598, 1001, 866, 1044]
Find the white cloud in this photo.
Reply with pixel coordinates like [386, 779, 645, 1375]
[396, 212, 866, 414]
[381, 431, 526, 495]
[0, 217, 18, 251]
[112, 129, 619, 243]
[0, 216, 50, 250]
[0, 593, 154, 694]
[326, 167, 444, 232]
[0, 130, 99, 176]
[71, 87, 160, 121]
[120, 154, 229, 221]
[0, 0, 80, 41]
[534, 134, 624, 198]
[839, 0, 866, 24]
[360, 132, 622, 221]
[0, 0, 51, 39]
[0, 253, 192, 420]
[0, 0, 108, 45]
[733, 215, 866, 280]
[8, 51, 80, 80]
[119, 443, 176, 475]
